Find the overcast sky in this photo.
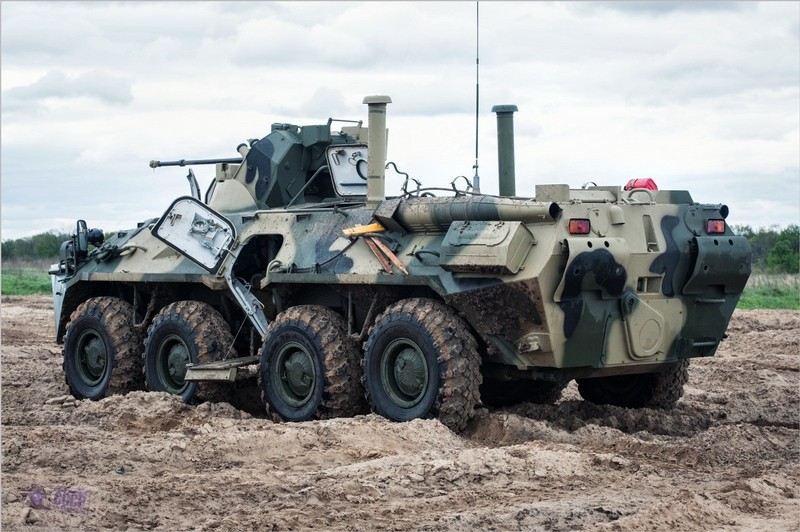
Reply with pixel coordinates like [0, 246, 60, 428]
[2, 1, 798, 241]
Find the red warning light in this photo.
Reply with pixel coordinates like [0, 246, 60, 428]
[624, 178, 658, 191]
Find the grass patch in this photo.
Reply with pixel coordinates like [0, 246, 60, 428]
[2, 270, 52, 295]
[1, 260, 53, 295]
[737, 273, 799, 310]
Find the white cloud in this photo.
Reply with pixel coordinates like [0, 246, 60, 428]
[3, 70, 133, 115]
[1, 1, 798, 241]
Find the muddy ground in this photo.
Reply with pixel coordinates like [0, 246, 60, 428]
[1, 295, 798, 531]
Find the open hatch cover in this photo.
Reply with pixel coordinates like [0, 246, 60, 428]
[151, 196, 236, 273]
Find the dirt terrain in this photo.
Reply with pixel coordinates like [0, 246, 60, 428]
[1, 295, 798, 531]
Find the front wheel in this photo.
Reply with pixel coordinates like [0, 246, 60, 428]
[259, 306, 366, 422]
[363, 298, 482, 432]
[144, 301, 234, 403]
[577, 360, 690, 409]
[62, 297, 143, 400]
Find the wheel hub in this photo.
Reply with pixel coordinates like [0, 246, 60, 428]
[393, 348, 426, 398]
[166, 343, 189, 380]
[381, 338, 430, 408]
[283, 350, 313, 397]
[75, 330, 108, 386]
[83, 337, 107, 377]
[156, 334, 191, 393]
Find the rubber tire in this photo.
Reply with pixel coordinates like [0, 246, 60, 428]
[259, 306, 366, 423]
[577, 359, 690, 409]
[481, 379, 567, 407]
[62, 297, 144, 400]
[363, 298, 482, 432]
[144, 300, 234, 403]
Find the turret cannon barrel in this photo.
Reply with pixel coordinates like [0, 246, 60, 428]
[149, 157, 243, 169]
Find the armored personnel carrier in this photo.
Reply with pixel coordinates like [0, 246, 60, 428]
[50, 95, 751, 431]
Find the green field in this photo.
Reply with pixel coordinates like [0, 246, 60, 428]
[1, 261, 52, 296]
[2, 261, 797, 310]
[736, 273, 800, 310]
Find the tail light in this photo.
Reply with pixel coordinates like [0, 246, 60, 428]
[707, 219, 725, 234]
[569, 219, 591, 235]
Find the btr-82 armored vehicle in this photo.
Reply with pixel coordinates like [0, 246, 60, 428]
[50, 95, 751, 431]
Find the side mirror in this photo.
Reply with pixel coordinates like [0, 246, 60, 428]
[75, 220, 89, 259]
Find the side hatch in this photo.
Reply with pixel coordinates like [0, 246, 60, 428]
[151, 196, 236, 273]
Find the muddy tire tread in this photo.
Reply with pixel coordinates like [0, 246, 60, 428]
[363, 298, 482, 432]
[144, 300, 234, 403]
[577, 359, 690, 410]
[259, 305, 366, 422]
[647, 359, 690, 409]
[64, 296, 144, 398]
[481, 379, 567, 407]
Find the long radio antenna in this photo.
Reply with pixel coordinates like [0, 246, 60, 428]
[472, 0, 481, 193]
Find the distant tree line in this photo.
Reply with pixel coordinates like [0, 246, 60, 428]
[732, 224, 799, 274]
[2, 225, 798, 273]
[1, 230, 69, 262]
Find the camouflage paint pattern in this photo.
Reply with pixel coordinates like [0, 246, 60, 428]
[51, 111, 751, 385]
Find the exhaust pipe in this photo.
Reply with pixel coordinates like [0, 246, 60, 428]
[492, 104, 518, 197]
[363, 95, 392, 207]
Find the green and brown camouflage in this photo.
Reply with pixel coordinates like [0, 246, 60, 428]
[50, 95, 751, 431]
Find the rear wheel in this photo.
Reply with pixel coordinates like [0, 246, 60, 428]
[62, 297, 143, 400]
[363, 298, 482, 432]
[259, 306, 365, 422]
[577, 360, 689, 409]
[144, 301, 234, 403]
